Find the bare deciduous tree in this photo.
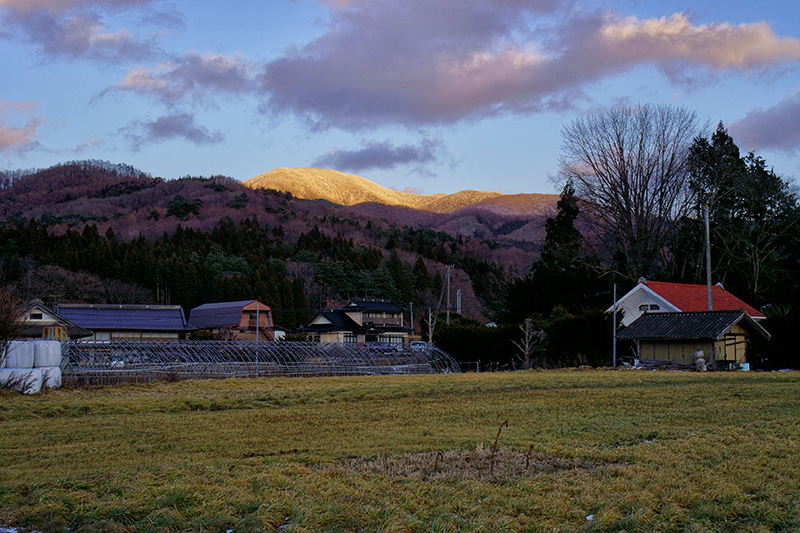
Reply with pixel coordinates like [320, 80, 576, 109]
[512, 318, 541, 370]
[0, 286, 23, 364]
[558, 104, 699, 279]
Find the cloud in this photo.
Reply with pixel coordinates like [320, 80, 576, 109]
[313, 138, 447, 172]
[0, 0, 150, 14]
[0, 99, 43, 153]
[107, 52, 255, 106]
[0, 0, 160, 62]
[258, 1, 800, 130]
[592, 14, 800, 79]
[121, 112, 224, 149]
[73, 135, 104, 153]
[729, 90, 800, 155]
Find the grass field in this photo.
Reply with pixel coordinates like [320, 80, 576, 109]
[1, 369, 799, 532]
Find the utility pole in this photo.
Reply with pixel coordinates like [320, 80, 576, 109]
[612, 282, 617, 368]
[255, 301, 260, 377]
[409, 302, 414, 335]
[704, 205, 713, 311]
[456, 289, 461, 315]
[427, 307, 435, 345]
[446, 265, 452, 324]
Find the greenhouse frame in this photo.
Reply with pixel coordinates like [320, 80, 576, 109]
[61, 340, 461, 386]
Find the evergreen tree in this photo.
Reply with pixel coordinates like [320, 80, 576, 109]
[413, 256, 429, 290]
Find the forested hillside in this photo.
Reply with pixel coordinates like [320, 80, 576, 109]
[0, 161, 532, 328]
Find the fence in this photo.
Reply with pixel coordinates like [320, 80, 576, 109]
[61, 340, 461, 386]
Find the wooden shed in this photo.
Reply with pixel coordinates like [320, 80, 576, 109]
[616, 310, 770, 368]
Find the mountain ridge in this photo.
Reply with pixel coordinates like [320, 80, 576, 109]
[244, 167, 556, 216]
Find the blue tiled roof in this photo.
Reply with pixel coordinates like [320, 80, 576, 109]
[56, 304, 191, 331]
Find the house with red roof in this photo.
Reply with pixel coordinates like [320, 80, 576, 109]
[610, 279, 765, 327]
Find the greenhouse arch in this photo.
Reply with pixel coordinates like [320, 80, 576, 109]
[61, 340, 461, 386]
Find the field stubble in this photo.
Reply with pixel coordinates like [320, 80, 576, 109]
[0, 370, 798, 532]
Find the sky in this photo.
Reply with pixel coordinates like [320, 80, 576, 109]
[1, 0, 800, 195]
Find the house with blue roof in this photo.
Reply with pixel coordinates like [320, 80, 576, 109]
[189, 300, 275, 341]
[56, 303, 193, 341]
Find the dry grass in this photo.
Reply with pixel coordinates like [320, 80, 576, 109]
[329, 446, 604, 482]
[0, 369, 799, 532]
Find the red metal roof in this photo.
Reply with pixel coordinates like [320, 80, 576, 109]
[644, 281, 764, 319]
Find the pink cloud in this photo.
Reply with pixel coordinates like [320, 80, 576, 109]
[258, 2, 800, 130]
[595, 14, 800, 73]
[0, 0, 160, 61]
[0, 0, 150, 13]
[109, 52, 255, 106]
[0, 99, 43, 153]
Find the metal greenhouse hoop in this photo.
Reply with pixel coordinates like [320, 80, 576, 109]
[60, 340, 460, 386]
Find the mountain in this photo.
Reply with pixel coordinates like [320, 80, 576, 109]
[0, 160, 572, 324]
[244, 167, 557, 216]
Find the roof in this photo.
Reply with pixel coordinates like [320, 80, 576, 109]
[19, 323, 93, 339]
[298, 309, 411, 334]
[343, 298, 405, 313]
[57, 304, 191, 332]
[644, 281, 764, 319]
[189, 300, 258, 329]
[298, 310, 361, 333]
[616, 311, 771, 341]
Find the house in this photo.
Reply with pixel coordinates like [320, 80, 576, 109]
[609, 279, 765, 326]
[189, 300, 274, 341]
[18, 299, 92, 340]
[298, 297, 411, 345]
[616, 310, 771, 368]
[56, 303, 193, 341]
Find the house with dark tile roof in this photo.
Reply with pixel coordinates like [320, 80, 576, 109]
[189, 300, 275, 341]
[617, 310, 770, 367]
[57, 303, 193, 341]
[298, 298, 411, 345]
[18, 300, 92, 340]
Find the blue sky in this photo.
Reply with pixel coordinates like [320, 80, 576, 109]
[1, 0, 800, 194]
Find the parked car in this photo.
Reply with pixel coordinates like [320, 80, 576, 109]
[368, 342, 399, 354]
[410, 340, 429, 352]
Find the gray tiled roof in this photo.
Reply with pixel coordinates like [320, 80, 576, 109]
[617, 311, 770, 341]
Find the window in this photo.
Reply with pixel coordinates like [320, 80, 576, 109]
[29, 312, 43, 320]
[343, 333, 357, 344]
[639, 304, 660, 312]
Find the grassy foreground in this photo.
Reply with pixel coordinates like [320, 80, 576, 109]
[0, 369, 799, 532]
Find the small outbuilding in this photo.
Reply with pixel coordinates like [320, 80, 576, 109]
[18, 299, 92, 340]
[616, 310, 771, 368]
[189, 300, 274, 341]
